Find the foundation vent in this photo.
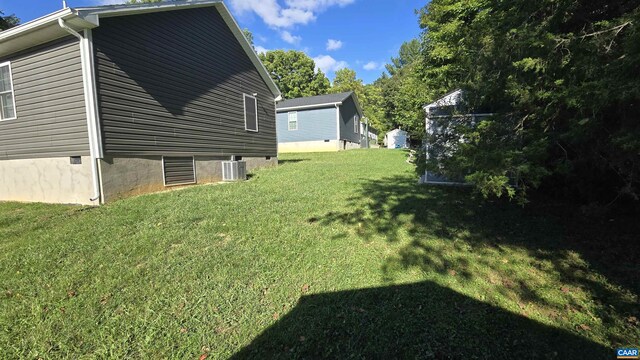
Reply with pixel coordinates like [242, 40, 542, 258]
[163, 156, 196, 186]
[222, 161, 247, 181]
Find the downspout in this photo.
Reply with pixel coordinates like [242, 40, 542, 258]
[335, 104, 340, 150]
[364, 118, 369, 149]
[59, 18, 102, 204]
[274, 95, 282, 157]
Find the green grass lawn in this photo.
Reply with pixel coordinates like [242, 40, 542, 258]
[1, 150, 638, 359]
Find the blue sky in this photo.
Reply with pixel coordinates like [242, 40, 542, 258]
[1, 0, 426, 83]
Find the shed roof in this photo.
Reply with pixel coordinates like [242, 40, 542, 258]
[423, 89, 463, 111]
[386, 128, 408, 135]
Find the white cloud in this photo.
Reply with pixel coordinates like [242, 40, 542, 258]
[229, 0, 314, 28]
[313, 55, 348, 73]
[256, 34, 269, 43]
[254, 45, 270, 54]
[363, 61, 384, 71]
[326, 39, 343, 51]
[280, 31, 302, 44]
[228, 0, 354, 28]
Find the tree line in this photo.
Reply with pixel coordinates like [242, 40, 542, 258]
[256, 41, 427, 140]
[0, 11, 19, 31]
[256, 0, 640, 209]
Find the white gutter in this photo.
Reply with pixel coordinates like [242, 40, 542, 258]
[278, 101, 343, 112]
[0, 8, 74, 41]
[57, 17, 81, 41]
[58, 18, 102, 204]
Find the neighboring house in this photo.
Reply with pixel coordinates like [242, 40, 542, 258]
[363, 125, 379, 148]
[276, 92, 365, 153]
[384, 129, 409, 149]
[420, 89, 491, 184]
[0, 1, 281, 205]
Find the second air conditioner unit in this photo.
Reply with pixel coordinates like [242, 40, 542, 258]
[222, 161, 247, 181]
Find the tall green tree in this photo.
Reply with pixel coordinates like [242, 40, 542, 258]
[375, 40, 430, 139]
[330, 68, 363, 94]
[259, 50, 330, 99]
[330, 68, 387, 134]
[419, 0, 640, 206]
[362, 84, 389, 136]
[242, 28, 254, 47]
[0, 10, 19, 31]
[385, 39, 421, 76]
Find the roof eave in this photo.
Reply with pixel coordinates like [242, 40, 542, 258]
[213, 2, 281, 98]
[349, 92, 365, 118]
[75, 0, 224, 18]
[277, 102, 343, 112]
[423, 88, 463, 110]
[0, 9, 99, 57]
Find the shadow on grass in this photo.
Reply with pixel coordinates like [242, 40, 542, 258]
[231, 281, 609, 359]
[278, 158, 310, 165]
[309, 174, 639, 348]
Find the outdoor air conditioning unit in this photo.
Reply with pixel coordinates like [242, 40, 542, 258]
[222, 160, 247, 181]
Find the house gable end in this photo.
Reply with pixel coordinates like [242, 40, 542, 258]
[93, 6, 277, 157]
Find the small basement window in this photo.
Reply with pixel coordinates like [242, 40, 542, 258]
[244, 94, 258, 132]
[288, 111, 298, 131]
[163, 156, 196, 186]
[354, 114, 360, 133]
[0, 62, 17, 120]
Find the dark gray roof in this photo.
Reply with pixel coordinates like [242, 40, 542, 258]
[276, 92, 354, 110]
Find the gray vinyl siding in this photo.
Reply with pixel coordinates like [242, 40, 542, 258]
[276, 107, 337, 143]
[339, 96, 361, 143]
[93, 7, 277, 158]
[0, 37, 89, 160]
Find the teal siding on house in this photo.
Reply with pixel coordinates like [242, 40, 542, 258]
[277, 107, 337, 143]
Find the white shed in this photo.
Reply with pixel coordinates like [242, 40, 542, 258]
[384, 129, 409, 149]
[420, 89, 492, 185]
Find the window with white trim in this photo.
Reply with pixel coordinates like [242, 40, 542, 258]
[354, 114, 360, 133]
[288, 111, 298, 131]
[244, 94, 258, 132]
[0, 62, 16, 120]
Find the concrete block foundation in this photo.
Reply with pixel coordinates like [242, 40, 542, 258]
[98, 155, 278, 203]
[278, 140, 361, 153]
[0, 156, 95, 205]
[0, 155, 277, 205]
